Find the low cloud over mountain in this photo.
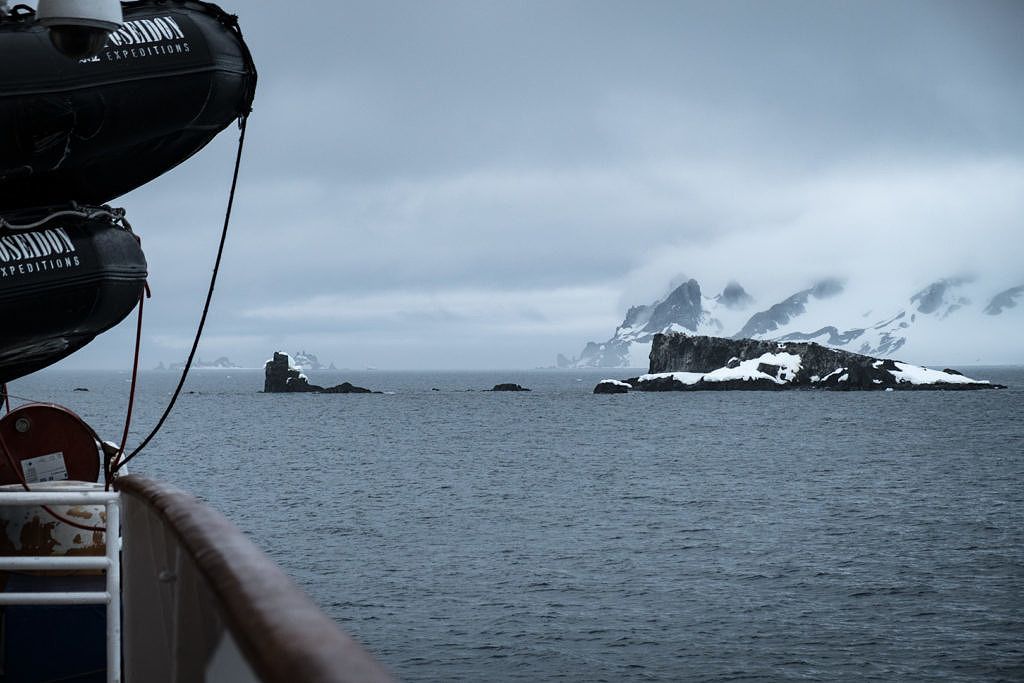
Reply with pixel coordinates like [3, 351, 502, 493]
[565, 275, 1024, 368]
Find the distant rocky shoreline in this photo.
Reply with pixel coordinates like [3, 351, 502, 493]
[594, 333, 1006, 393]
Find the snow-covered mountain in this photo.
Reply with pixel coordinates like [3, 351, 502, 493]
[566, 277, 1024, 368]
[290, 350, 336, 372]
[570, 279, 756, 367]
[168, 356, 240, 370]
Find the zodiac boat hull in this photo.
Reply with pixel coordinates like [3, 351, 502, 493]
[0, 0, 257, 211]
[0, 207, 147, 383]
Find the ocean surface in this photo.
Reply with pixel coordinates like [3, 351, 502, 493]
[10, 366, 1024, 681]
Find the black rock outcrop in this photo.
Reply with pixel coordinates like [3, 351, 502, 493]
[491, 383, 530, 392]
[263, 352, 374, 393]
[593, 380, 629, 394]
[320, 381, 373, 394]
[264, 352, 298, 392]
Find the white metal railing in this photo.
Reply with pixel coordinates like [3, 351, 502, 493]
[0, 489, 122, 683]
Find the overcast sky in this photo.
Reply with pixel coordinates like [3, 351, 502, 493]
[58, 0, 1024, 369]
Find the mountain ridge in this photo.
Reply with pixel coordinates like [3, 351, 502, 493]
[565, 275, 1024, 368]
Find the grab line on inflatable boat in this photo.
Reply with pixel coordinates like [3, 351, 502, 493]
[0, 206, 125, 231]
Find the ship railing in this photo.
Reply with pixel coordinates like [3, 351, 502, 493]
[0, 488, 122, 683]
[116, 474, 395, 683]
[0, 479, 394, 682]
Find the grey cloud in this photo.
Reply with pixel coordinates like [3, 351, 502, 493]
[242, 0, 1024, 177]
[35, 0, 1024, 369]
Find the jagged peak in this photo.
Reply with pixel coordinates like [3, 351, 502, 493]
[715, 280, 754, 310]
[644, 279, 703, 333]
[663, 278, 701, 300]
[732, 279, 840, 340]
[811, 278, 844, 299]
[620, 303, 652, 329]
[664, 275, 698, 294]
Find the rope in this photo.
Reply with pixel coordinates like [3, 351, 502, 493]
[0, 281, 147, 519]
[0, 430, 106, 533]
[0, 389, 51, 404]
[0, 206, 126, 231]
[106, 282, 149, 488]
[112, 115, 249, 474]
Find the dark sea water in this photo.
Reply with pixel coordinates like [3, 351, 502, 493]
[10, 366, 1024, 681]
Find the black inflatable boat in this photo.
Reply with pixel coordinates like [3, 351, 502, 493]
[0, 0, 257, 210]
[0, 0, 256, 382]
[0, 205, 147, 383]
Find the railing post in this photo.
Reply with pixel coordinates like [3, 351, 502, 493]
[106, 496, 122, 683]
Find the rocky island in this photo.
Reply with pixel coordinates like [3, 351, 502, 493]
[595, 333, 1006, 393]
[264, 352, 375, 393]
[490, 383, 530, 392]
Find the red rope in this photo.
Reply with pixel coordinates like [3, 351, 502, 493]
[108, 283, 149, 487]
[0, 430, 106, 533]
[0, 281, 148, 526]
[0, 231, 147, 530]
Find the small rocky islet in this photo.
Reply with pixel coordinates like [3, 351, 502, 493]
[264, 352, 531, 394]
[263, 352, 376, 393]
[594, 332, 1006, 393]
[490, 383, 531, 392]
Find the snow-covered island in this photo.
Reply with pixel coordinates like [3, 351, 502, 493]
[594, 333, 1006, 393]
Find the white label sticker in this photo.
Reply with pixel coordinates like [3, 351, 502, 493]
[21, 451, 68, 484]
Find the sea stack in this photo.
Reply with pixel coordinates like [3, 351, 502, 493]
[264, 352, 301, 392]
[263, 352, 374, 393]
